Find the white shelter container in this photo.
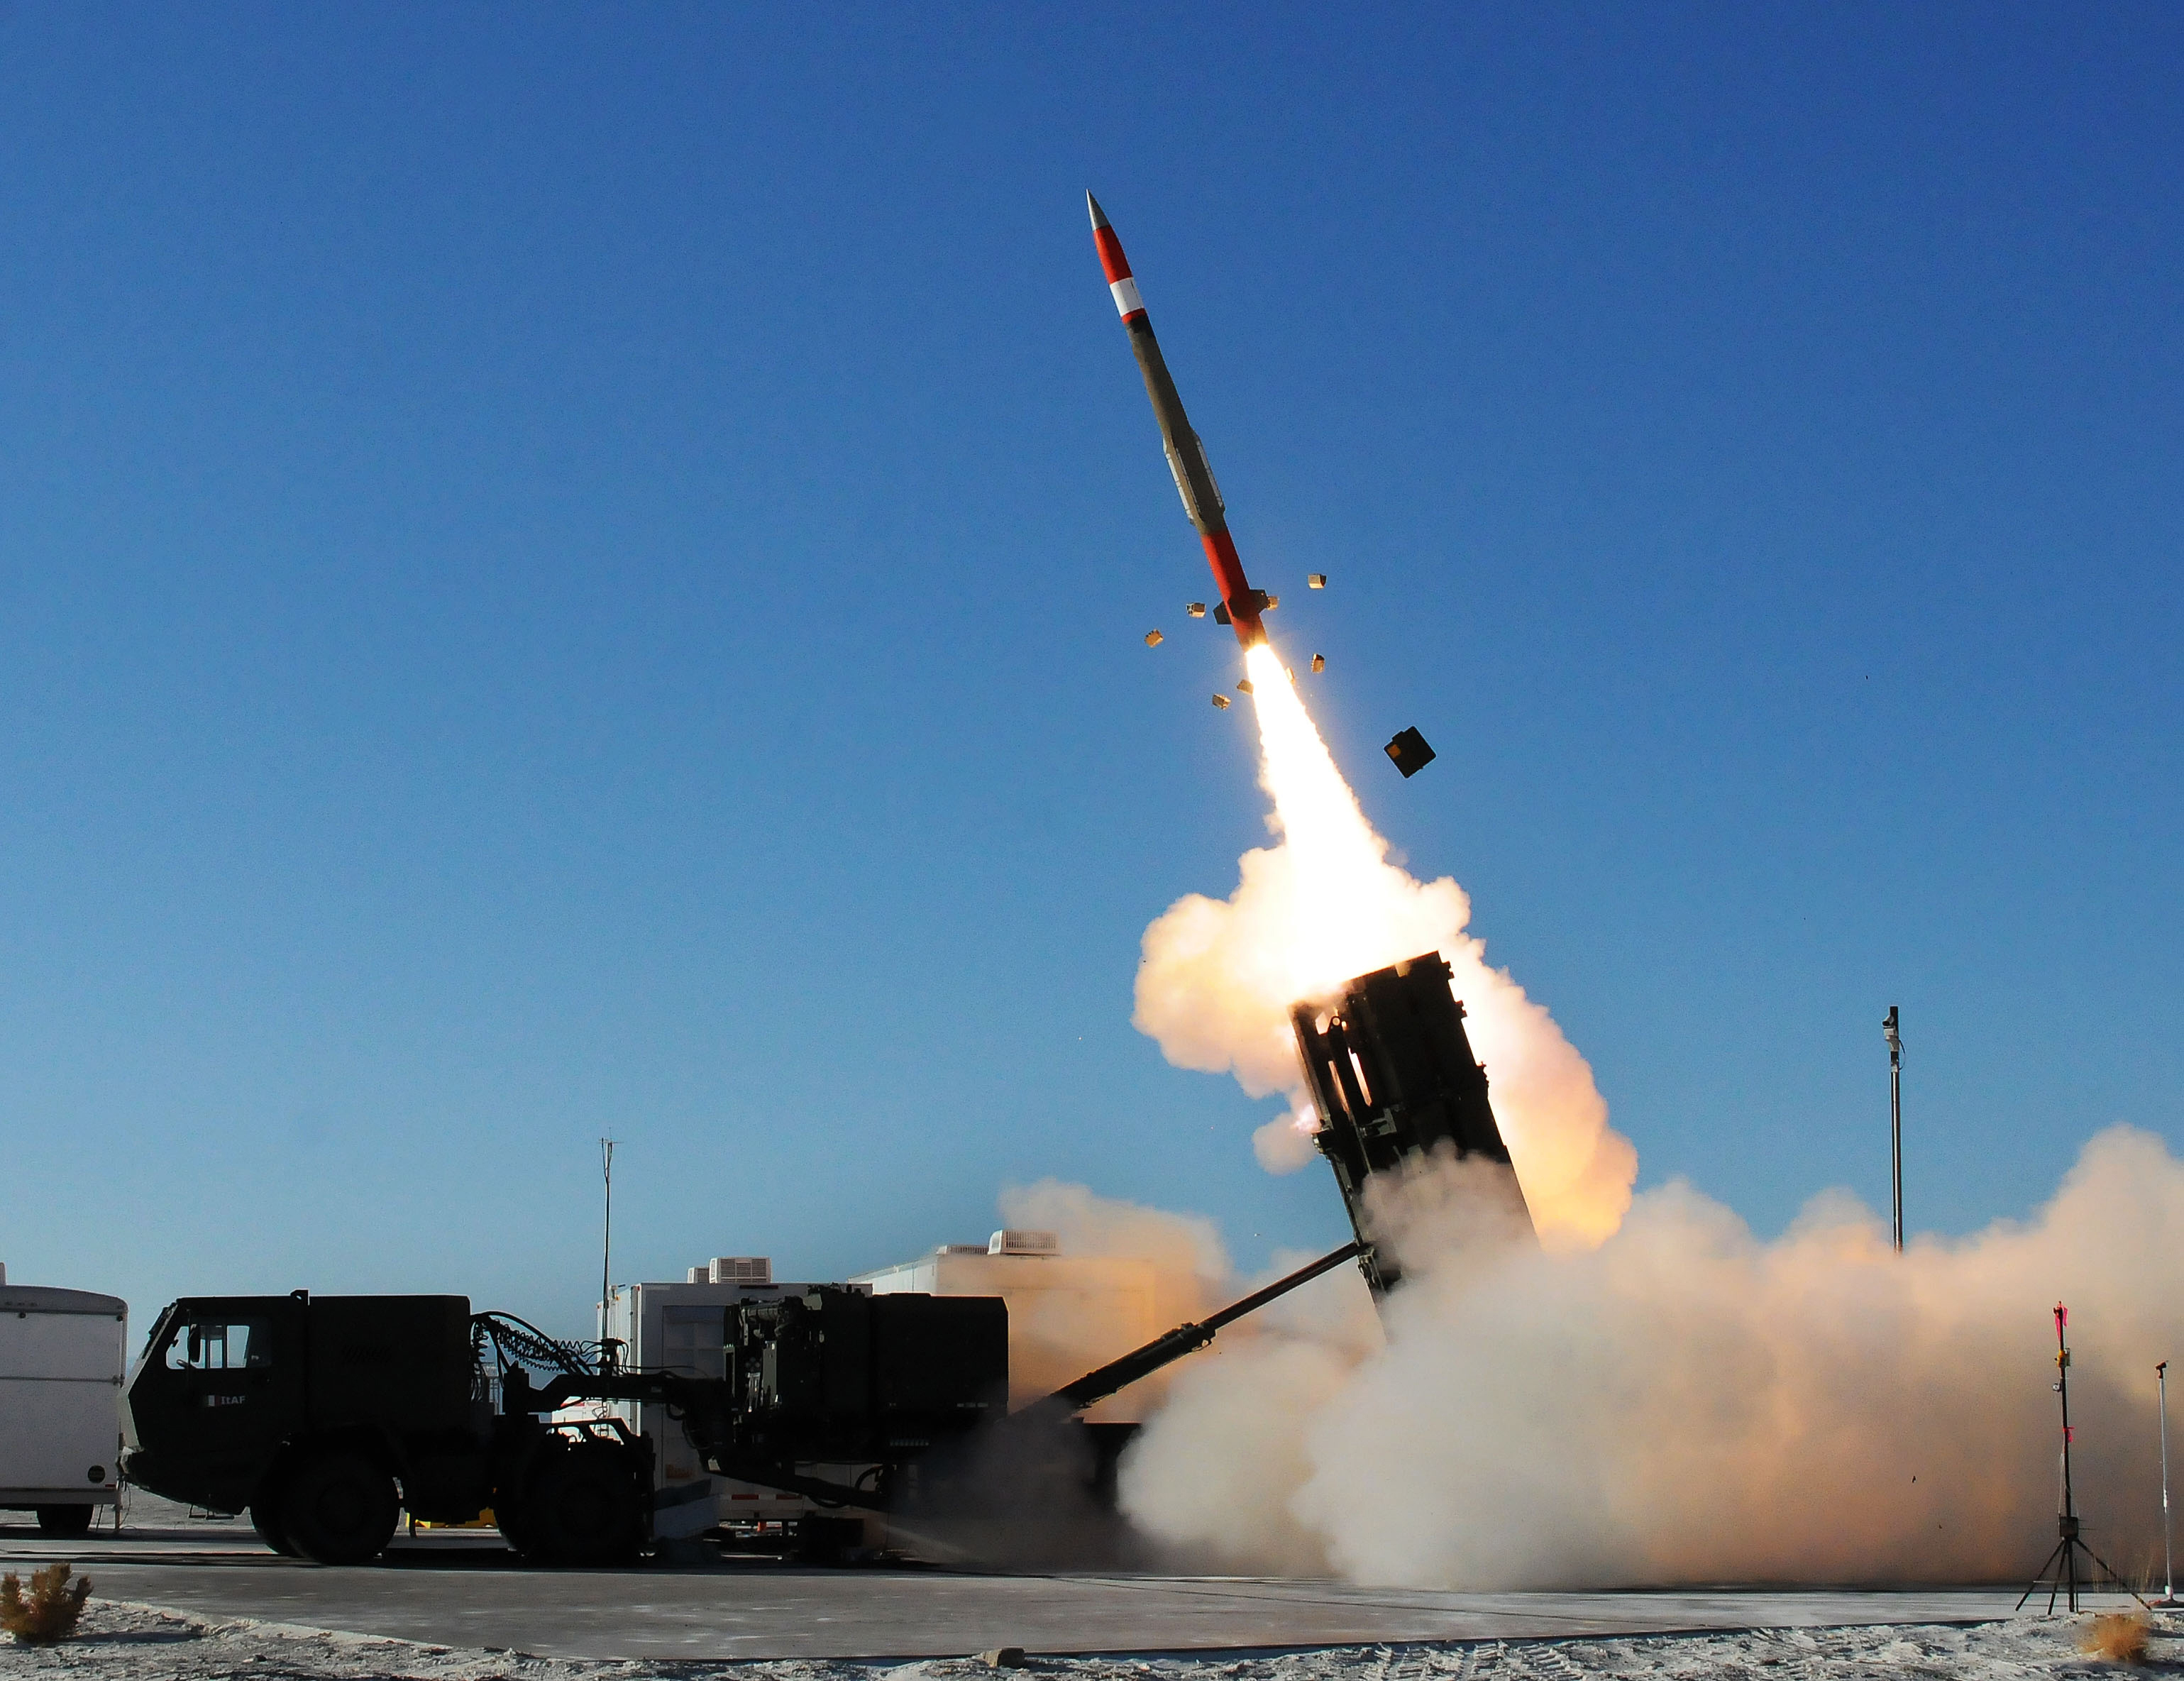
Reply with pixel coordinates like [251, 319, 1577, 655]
[0, 1267, 127, 1534]
[851, 1231, 1158, 1418]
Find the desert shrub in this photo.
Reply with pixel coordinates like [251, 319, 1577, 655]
[2079, 1610, 2152, 1665]
[0, 1564, 92, 1644]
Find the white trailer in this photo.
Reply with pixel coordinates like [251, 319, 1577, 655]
[0, 1268, 127, 1535]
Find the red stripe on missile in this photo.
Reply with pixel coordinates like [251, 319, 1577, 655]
[1091, 191, 1267, 650]
[1091, 217, 1146, 321]
[1093, 225, 1131, 285]
[1201, 531, 1252, 616]
[1087, 224, 1144, 319]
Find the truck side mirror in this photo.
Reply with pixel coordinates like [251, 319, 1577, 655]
[186, 1325, 204, 1366]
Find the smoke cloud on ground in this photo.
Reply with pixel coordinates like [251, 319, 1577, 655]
[999, 1178, 1229, 1328]
[1120, 1127, 2184, 1589]
[991, 1179, 1233, 1416]
[1118, 639, 2176, 1591]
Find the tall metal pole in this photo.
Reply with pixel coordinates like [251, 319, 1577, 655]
[1883, 1006, 1903, 1253]
[2161, 1360, 2175, 1606]
[599, 1137, 616, 1364]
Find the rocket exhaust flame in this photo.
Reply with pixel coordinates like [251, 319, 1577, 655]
[1126, 659, 2184, 1590]
[1118, 605, 2183, 1596]
[1135, 643, 1637, 1251]
[1092, 200, 1629, 1245]
[1087, 208, 2178, 1597]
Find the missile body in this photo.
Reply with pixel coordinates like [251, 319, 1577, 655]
[1089, 194, 1267, 649]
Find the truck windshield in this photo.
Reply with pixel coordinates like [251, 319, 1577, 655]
[165, 1318, 269, 1371]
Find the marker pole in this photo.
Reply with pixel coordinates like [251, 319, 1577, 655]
[2161, 1361, 2176, 1606]
[1883, 1007, 1904, 1252]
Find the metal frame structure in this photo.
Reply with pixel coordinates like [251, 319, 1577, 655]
[1291, 952, 1531, 1298]
[2019, 1302, 2145, 1614]
[1883, 1006, 1903, 1253]
[2160, 1360, 2176, 1606]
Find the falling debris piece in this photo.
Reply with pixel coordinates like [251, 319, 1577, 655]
[1144, 629, 1164, 647]
[1210, 693, 1230, 709]
[1308, 573, 1327, 588]
[1235, 678, 1254, 695]
[1311, 653, 1326, 673]
[1384, 726, 1436, 778]
[1186, 602, 1207, 619]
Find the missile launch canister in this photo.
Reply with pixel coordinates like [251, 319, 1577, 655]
[1088, 193, 1269, 649]
[1292, 953, 1535, 1299]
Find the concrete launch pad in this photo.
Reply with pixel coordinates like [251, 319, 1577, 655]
[0, 1509, 2040, 1663]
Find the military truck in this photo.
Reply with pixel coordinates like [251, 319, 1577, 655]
[121, 1245, 1360, 1566]
[119, 1294, 646, 1565]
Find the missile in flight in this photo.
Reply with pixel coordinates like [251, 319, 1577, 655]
[1088, 193, 1269, 649]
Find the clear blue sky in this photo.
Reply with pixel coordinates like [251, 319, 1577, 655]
[3, 5, 2178, 1339]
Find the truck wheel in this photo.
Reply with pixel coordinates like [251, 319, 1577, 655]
[250, 1500, 299, 1557]
[493, 1500, 538, 1558]
[280, 1452, 398, 1565]
[516, 1445, 643, 1565]
[34, 1506, 94, 1538]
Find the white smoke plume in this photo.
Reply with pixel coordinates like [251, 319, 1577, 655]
[998, 1177, 1229, 1330]
[1132, 645, 1637, 1250]
[989, 1179, 1235, 1418]
[1120, 644, 2176, 1589]
[1121, 1126, 2184, 1588]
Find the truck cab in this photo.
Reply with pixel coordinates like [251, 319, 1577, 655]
[122, 1294, 646, 1566]
[121, 1297, 308, 1516]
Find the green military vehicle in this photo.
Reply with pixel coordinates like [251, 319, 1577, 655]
[121, 1247, 1361, 1567]
[120, 1293, 648, 1565]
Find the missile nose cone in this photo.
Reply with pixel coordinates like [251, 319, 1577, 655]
[1086, 192, 1111, 231]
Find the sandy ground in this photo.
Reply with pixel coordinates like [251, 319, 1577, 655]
[0, 1597, 2175, 1681]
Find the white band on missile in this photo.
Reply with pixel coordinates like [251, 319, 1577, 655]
[1110, 276, 1145, 317]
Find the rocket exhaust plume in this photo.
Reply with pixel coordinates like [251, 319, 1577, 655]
[1087, 199, 1630, 1240]
[1134, 646, 1638, 1251]
[1122, 658, 2184, 1591]
[1091, 201, 2184, 1594]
